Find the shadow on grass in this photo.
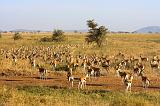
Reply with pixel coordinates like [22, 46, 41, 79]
[33, 77, 56, 80]
[149, 86, 160, 89]
[87, 83, 110, 87]
[81, 89, 110, 94]
[134, 85, 160, 90]
[4, 79, 24, 81]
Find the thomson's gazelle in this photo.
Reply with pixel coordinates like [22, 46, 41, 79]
[116, 68, 127, 83]
[116, 68, 133, 92]
[78, 74, 89, 89]
[139, 73, 150, 88]
[124, 74, 133, 92]
[67, 67, 74, 88]
[37, 65, 48, 80]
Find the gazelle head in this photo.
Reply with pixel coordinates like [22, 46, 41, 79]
[116, 68, 122, 76]
[85, 74, 89, 78]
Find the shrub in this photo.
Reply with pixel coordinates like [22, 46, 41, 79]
[13, 32, 22, 40]
[52, 29, 64, 42]
[40, 37, 52, 42]
[74, 30, 78, 33]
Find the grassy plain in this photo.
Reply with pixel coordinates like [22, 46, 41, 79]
[0, 32, 160, 105]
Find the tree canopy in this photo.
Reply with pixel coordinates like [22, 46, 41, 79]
[86, 20, 108, 47]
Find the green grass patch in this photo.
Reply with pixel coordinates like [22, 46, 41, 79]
[0, 86, 160, 106]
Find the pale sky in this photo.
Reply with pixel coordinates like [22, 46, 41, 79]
[0, 0, 160, 31]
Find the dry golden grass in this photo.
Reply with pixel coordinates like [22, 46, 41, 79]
[0, 85, 160, 106]
[0, 32, 160, 75]
[1, 32, 160, 74]
[0, 32, 160, 105]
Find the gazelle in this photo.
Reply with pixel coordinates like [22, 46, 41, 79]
[116, 68, 127, 79]
[83, 59, 87, 71]
[37, 65, 48, 80]
[133, 66, 141, 76]
[31, 59, 36, 68]
[116, 68, 128, 84]
[101, 60, 110, 72]
[78, 74, 89, 89]
[130, 56, 139, 65]
[124, 73, 133, 92]
[87, 66, 94, 81]
[90, 66, 101, 77]
[119, 60, 127, 69]
[150, 60, 159, 69]
[139, 73, 150, 88]
[153, 55, 160, 62]
[67, 67, 74, 88]
[116, 68, 133, 92]
[133, 63, 144, 76]
[140, 54, 148, 62]
[11, 54, 17, 65]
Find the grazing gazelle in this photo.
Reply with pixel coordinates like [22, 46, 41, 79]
[139, 72, 150, 88]
[78, 74, 89, 89]
[124, 73, 133, 92]
[37, 65, 48, 80]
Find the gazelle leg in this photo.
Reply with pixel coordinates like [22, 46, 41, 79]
[81, 82, 83, 89]
[142, 82, 145, 88]
[40, 74, 42, 79]
[126, 84, 129, 92]
[84, 81, 87, 88]
[129, 83, 131, 92]
[45, 75, 47, 80]
[89, 75, 91, 81]
[78, 82, 80, 89]
[71, 81, 73, 87]
[147, 81, 150, 88]
[42, 74, 44, 80]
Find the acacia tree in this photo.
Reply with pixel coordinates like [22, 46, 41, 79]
[86, 20, 108, 47]
[52, 29, 64, 42]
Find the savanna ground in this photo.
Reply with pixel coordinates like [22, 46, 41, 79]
[0, 32, 160, 106]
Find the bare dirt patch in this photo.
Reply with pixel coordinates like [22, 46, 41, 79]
[0, 72, 160, 92]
